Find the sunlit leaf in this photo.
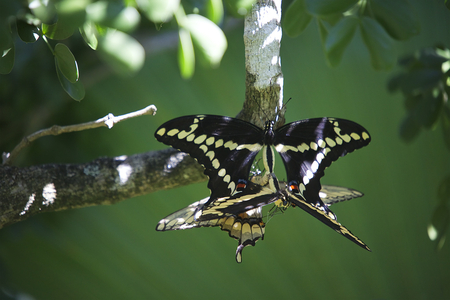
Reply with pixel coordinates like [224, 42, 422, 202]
[369, 0, 420, 41]
[42, 21, 75, 40]
[97, 29, 145, 76]
[0, 44, 15, 74]
[80, 21, 99, 50]
[28, 0, 56, 23]
[178, 28, 195, 79]
[86, 1, 140, 32]
[283, 0, 312, 38]
[55, 57, 85, 101]
[183, 14, 227, 67]
[55, 43, 79, 83]
[428, 204, 449, 250]
[360, 17, 396, 70]
[136, 0, 179, 23]
[418, 48, 450, 68]
[206, 0, 224, 24]
[305, 0, 358, 16]
[16, 20, 40, 43]
[55, 0, 88, 29]
[325, 16, 358, 67]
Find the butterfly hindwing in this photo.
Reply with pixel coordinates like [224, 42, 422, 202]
[155, 115, 264, 203]
[156, 196, 265, 263]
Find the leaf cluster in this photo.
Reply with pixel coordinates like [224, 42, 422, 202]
[387, 46, 450, 249]
[282, 0, 420, 70]
[388, 47, 450, 148]
[0, 0, 253, 101]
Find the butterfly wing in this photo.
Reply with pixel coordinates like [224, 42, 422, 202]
[156, 197, 265, 263]
[155, 115, 264, 203]
[274, 118, 370, 207]
[320, 185, 364, 206]
[287, 191, 370, 251]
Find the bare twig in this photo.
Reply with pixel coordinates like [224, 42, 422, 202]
[2, 105, 157, 165]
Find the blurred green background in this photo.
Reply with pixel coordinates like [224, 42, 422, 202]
[1, 1, 450, 299]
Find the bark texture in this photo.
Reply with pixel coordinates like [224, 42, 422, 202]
[0, 149, 205, 229]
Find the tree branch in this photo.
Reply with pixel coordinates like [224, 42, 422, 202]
[2, 105, 157, 165]
[237, 0, 284, 128]
[0, 148, 206, 229]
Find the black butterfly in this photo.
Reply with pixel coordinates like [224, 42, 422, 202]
[155, 115, 371, 220]
[156, 173, 367, 262]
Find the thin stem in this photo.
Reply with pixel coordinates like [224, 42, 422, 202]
[2, 105, 157, 165]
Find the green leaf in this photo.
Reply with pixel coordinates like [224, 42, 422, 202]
[28, 0, 56, 23]
[305, 0, 358, 16]
[183, 14, 227, 67]
[399, 112, 421, 142]
[369, 0, 420, 41]
[178, 28, 195, 79]
[42, 21, 75, 40]
[359, 17, 396, 70]
[418, 48, 450, 68]
[55, 43, 79, 83]
[86, 1, 140, 33]
[55, 57, 85, 101]
[206, 0, 224, 25]
[97, 29, 145, 76]
[223, 0, 256, 17]
[282, 0, 312, 38]
[79, 21, 99, 50]
[428, 204, 449, 250]
[0, 44, 15, 74]
[399, 69, 442, 94]
[16, 20, 40, 43]
[55, 0, 88, 29]
[325, 16, 358, 67]
[414, 90, 444, 129]
[136, 0, 180, 23]
[0, 22, 14, 74]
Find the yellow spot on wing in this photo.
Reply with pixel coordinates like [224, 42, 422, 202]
[167, 129, 179, 136]
[194, 134, 207, 144]
[156, 128, 165, 136]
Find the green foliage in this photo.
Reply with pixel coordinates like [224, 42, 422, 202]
[282, 0, 420, 70]
[389, 47, 450, 248]
[388, 47, 450, 146]
[2, 0, 232, 99]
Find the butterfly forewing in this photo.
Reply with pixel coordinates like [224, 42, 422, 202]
[155, 115, 265, 201]
[274, 118, 371, 206]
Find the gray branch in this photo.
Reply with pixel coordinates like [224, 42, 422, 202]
[0, 149, 206, 229]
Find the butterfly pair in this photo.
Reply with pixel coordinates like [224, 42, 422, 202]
[154, 115, 371, 262]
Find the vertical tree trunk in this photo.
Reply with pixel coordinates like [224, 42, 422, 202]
[238, 0, 285, 129]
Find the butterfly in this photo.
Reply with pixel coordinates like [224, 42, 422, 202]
[156, 172, 368, 262]
[155, 115, 370, 220]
